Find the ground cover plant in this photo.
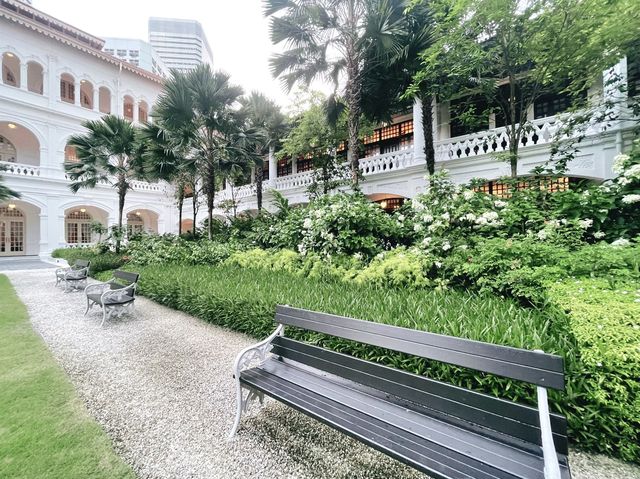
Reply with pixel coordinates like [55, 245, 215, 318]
[0, 275, 134, 479]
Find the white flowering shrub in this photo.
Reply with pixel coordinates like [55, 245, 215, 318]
[297, 192, 398, 259]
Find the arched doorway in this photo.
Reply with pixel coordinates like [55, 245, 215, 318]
[0, 204, 25, 256]
[367, 193, 407, 213]
[126, 209, 158, 236]
[0, 121, 41, 165]
[65, 209, 93, 244]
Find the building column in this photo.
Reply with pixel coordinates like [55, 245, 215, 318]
[133, 101, 139, 123]
[20, 62, 28, 90]
[412, 97, 426, 162]
[291, 157, 297, 175]
[268, 145, 277, 185]
[74, 81, 80, 106]
[47, 55, 57, 107]
[93, 88, 99, 112]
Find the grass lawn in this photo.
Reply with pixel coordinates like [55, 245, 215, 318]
[0, 275, 134, 479]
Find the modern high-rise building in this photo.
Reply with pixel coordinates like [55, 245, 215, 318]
[148, 17, 213, 73]
[102, 38, 169, 77]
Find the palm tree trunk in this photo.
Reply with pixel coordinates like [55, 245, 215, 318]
[177, 193, 184, 235]
[116, 182, 126, 253]
[255, 157, 264, 211]
[345, 0, 362, 187]
[422, 94, 435, 176]
[191, 187, 198, 237]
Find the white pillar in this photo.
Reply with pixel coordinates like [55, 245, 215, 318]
[413, 97, 426, 162]
[74, 81, 80, 106]
[20, 62, 28, 90]
[291, 157, 297, 175]
[268, 146, 277, 185]
[47, 55, 57, 108]
[133, 101, 139, 123]
[250, 166, 256, 184]
[93, 87, 99, 112]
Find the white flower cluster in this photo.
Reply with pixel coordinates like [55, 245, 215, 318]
[621, 194, 640, 205]
[611, 238, 631, 247]
[578, 218, 593, 229]
[474, 211, 501, 227]
[612, 154, 630, 175]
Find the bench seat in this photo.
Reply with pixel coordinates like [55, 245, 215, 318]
[86, 292, 135, 306]
[242, 357, 570, 479]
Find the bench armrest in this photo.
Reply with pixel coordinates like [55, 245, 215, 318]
[232, 324, 285, 378]
[101, 283, 136, 304]
[85, 280, 114, 296]
[64, 267, 88, 279]
[55, 266, 72, 275]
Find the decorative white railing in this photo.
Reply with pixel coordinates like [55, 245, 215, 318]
[272, 170, 315, 190]
[359, 150, 415, 175]
[0, 161, 40, 177]
[435, 119, 561, 162]
[130, 180, 163, 193]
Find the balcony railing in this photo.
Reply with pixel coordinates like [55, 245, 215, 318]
[435, 118, 561, 162]
[0, 161, 40, 177]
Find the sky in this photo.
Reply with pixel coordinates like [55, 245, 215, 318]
[34, 0, 328, 109]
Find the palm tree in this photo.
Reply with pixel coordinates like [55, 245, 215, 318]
[140, 122, 200, 236]
[0, 165, 20, 202]
[264, 0, 405, 186]
[361, 1, 436, 173]
[153, 65, 243, 239]
[65, 115, 144, 252]
[239, 92, 287, 210]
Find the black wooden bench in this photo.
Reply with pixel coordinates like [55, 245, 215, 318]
[55, 259, 90, 292]
[230, 305, 570, 479]
[84, 270, 139, 326]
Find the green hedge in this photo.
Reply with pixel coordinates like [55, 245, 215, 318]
[104, 262, 640, 458]
[51, 248, 126, 275]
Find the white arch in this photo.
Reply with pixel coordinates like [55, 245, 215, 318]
[0, 46, 24, 62]
[58, 198, 114, 216]
[124, 203, 162, 216]
[0, 117, 46, 146]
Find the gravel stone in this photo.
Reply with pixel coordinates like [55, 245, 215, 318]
[6, 269, 640, 479]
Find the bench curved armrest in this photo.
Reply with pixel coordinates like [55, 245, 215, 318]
[233, 324, 285, 378]
[85, 280, 114, 296]
[100, 283, 136, 305]
[64, 267, 89, 280]
[55, 266, 72, 276]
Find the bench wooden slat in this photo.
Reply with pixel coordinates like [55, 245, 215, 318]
[271, 336, 568, 455]
[260, 359, 551, 477]
[114, 270, 139, 285]
[242, 367, 569, 479]
[275, 305, 565, 389]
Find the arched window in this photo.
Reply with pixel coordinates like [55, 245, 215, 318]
[126, 211, 145, 236]
[27, 61, 43, 94]
[0, 135, 17, 163]
[99, 86, 111, 113]
[2, 52, 20, 87]
[80, 80, 94, 109]
[60, 73, 75, 103]
[123, 95, 134, 121]
[65, 209, 93, 244]
[64, 144, 78, 164]
[138, 101, 149, 123]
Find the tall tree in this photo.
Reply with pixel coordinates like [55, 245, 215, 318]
[239, 92, 287, 210]
[361, 0, 435, 172]
[408, 0, 637, 178]
[65, 115, 144, 252]
[153, 65, 243, 239]
[0, 165, 20, 202]
[264, 0, 404, 185]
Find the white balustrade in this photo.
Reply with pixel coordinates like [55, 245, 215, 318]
[359, 150, 415, 176]
[0, 161, 40, 177]
[434, 119, 562, 163]
[272, 170, 314, 191]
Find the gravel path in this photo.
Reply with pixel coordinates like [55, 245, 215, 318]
[6, 269, 640, 479]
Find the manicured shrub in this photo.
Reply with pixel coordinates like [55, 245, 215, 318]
[51, 248, 126, 275]
[548, 279, 640, 461]
[125, 234, 241, 266]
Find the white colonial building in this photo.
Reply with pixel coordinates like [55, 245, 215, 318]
[211, 58, 638, 217]
[0, 0, 177, 257]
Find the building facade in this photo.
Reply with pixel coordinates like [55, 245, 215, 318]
[148, 17, 213, 73]
[102, 37, 169, 77]
[0, 0, 177, 257]
[203, 58, 638, 220]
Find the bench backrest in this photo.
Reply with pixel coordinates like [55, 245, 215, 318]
[75, 259, 90, 268]
[273, 305, 568, 454]
[275, 305, 564, 389]
[111, 271, 139, 294]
